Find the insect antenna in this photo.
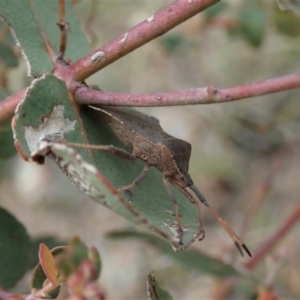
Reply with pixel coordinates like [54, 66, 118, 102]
[189, 184, 251, 257]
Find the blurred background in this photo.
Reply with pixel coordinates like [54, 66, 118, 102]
[1, 0, 300, 299]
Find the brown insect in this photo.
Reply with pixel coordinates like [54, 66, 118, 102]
[67, 106, 251, 257]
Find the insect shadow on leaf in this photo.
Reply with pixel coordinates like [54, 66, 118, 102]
[64, 106, 251, 257]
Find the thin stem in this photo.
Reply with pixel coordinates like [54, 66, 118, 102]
[3, 72, 300, 124]
[57, 0, 68, 60]
[74, 72, 300, 106]
[69, 0, 220, 81]
[243, 200, 300, 270]
[58, 0, 65, 27]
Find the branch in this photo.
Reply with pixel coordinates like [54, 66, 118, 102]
[74, 72, 300, 106]
[3, 72, 300, 124]
[69, 0, 220, 81]
[0, 88, 26, 122]
[243, 199, 300, 270]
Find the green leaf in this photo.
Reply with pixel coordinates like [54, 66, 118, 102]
[13, 73, 204, 251]
[0, 88, 16, 159]
[0, 21, 17, 46]
[0, 0, 89, 76]
[159, 35, 193, 53]
[0, 41, 18, 68]
[0, 119, 15, 159]
[0, 160, 5, 178]
[147, 272, 173, 300]
[32, 0, 90, 62]
[0, 0, 54, 76]
[90, 246, 101, 279]
[0, 207, 31, 289]
[108, 230, 241, 278]
[57, 238, 101, 279]
[228, 2, 266, 48]
[69, 237, 89, 270]
[204, 2, 227, 19]
[240, 5, 266, 47]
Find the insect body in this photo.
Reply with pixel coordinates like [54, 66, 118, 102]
[68, 106, 251, 257]
[94, 107, 194, 189]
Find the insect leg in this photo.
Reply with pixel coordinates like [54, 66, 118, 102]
[65, 141, 149, 200]
[117, 164, 149, 192]
[188, 184, 251, 257]
[167, 180, 205, 242]
[162, 178, 184, 245]
[62, 142, 137, 161]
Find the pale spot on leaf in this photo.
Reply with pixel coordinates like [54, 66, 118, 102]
[23, 105, 76, 153]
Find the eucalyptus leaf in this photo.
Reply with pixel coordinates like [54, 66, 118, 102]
[32, 0, 90, 62]
[0, 41, 18, 68]
[0, 20, 16, 46]
[0, 118, 15, 159]
[0, 0, 54, 76]
[0, 88, 16, 159]
[90, 246, 102, 279]
[0, 160, 5, 178]
[13, 73, 203, 251]
[0, 207, 31, 289]
[31, 246, 65, 299]
[228, 2, 266, 48]
[29, 236, 67, 269]
[240, 6, 266, 47]
[159, 34, 193, 53]
[69, 237, 89, 271]
[204, 1, 227, 19]
[0, 0, 89, 76]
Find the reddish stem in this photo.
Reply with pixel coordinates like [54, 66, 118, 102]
[0, 88, 26, 122]
[74, 72, 300, 106]
[2, 71, 300, 124]
[243, 200, 300, 270]
[69, 0, 220, 81]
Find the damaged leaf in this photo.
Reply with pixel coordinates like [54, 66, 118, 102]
[13, 73, 204, 251]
